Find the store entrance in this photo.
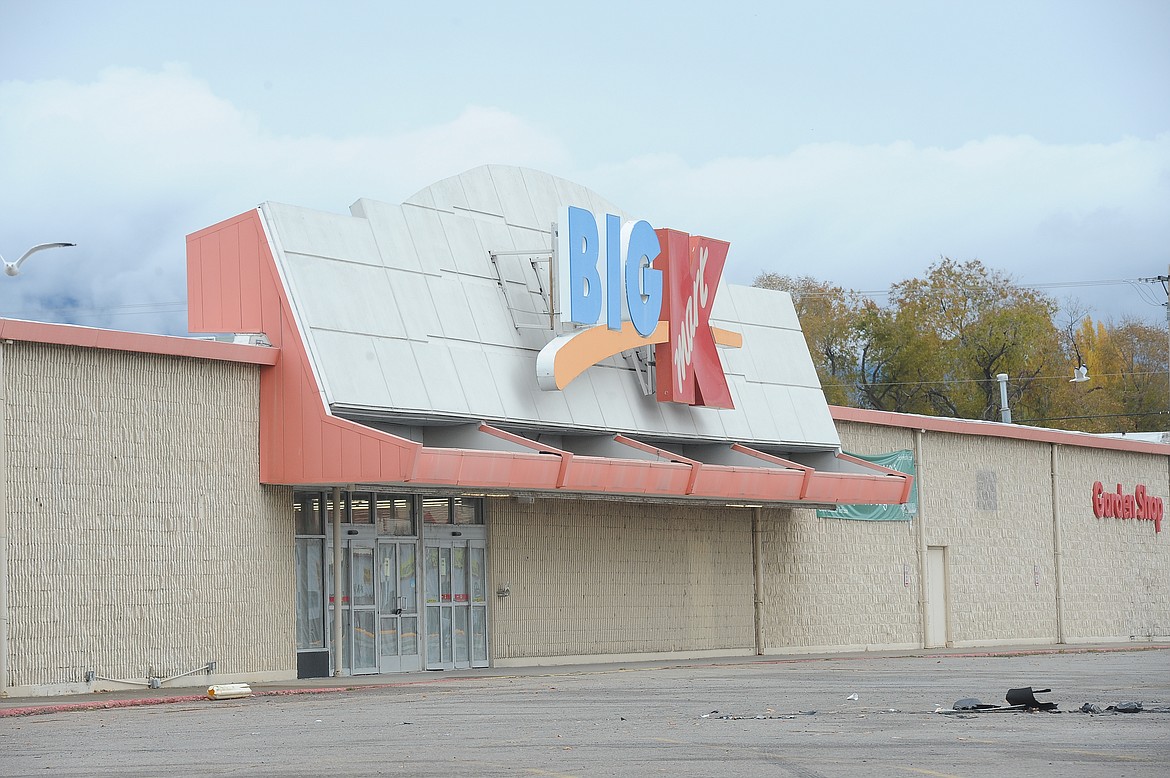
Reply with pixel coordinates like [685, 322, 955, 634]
[298, 491, 489, 677]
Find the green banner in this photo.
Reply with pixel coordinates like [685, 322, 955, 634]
[816, 449, 918, 521]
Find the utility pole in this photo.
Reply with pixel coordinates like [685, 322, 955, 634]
[1140, 270, 1170, 412]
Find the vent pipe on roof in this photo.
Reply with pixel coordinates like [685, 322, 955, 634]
[996, 373, 1012, 424]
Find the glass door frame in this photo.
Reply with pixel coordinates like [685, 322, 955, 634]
[376, 538, 422, 673]
[346, 540, 379, 675]
[423, 525, 488, 671]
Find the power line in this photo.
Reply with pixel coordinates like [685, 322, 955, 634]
[1016, 410, 1170, 423]
[776, 277, 1167, 306]
[0, 301, 186, 318]
[822, 370, 1167, 390]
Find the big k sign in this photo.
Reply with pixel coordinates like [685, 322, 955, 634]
[536, 205, 741, 409]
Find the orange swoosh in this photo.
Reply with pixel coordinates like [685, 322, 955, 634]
[550, 323, 741, 390]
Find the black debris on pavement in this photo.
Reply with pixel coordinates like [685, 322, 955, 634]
[954, 697, 999, 711]
[1006, 686, 1058, 711]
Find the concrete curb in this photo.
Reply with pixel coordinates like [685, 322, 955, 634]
[0, 694, 207, 718]
[0, 675, 510, 719]
[3, 643, 1168, 719]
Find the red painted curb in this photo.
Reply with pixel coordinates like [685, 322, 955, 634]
[0, 694, 206, 718]
[0, 681, 443, 718]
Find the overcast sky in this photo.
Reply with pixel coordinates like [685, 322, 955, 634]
[1, 1, 1167, 334]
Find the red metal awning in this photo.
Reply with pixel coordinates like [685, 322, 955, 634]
[187, 210, 911, 506]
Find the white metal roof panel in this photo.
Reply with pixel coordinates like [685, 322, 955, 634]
[458, 279, 521, 349]
[384, 269, 441, 342]
[371, 336, 431, 411]
[689, 404, 729, 440]
[472, 219, 516, 259]
[736, 380, 782, 442]
[438, 211, 494, 278]
[588, 365, 639, 431]
[410, 340, 471, 416]
[285, 253, 407, 339]
[506, 225, 551, 255]
[266, 202, 382, 265]
[521, 167, 568, 230]
[351, 198, 426, 274]
[743, 323, 820, 387]
[310, 329, 388, 408]
[788, 386, 840, 443]
[424, 274, 481, 343]
[401, 203, 456, 272]
[457, 166, 507, 217]
[483, 347, 544, 420]
[760, 382, 806, 444]
[559, 371, 607, 430]
[446, 342, 507, 420]
[715, 380, 753, 440]
[724, 284, 802, 332]
[488, 165, 540, 229]
[424, 174, 468, 214]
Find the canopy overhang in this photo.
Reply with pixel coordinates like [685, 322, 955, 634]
[187, 209, 911, 506]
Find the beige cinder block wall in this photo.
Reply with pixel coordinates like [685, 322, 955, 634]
[914, 431, 1058, 647]
[783, 418, 1170, 652]
[1056, 446, 1170, 642]
[759, 421, 1100, 653]
[2, 342, 295, 696]
[488, 498, 755, 665]
[760, 422, 921, 653]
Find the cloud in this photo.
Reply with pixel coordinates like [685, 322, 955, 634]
[1, 66, 1167, 334]
[587, 135, 1170, 323]
[0, 66, 569, 333]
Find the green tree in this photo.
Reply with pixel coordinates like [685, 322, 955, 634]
[863, 259, 1062, 420]
[1041, 317, 1127, 432]
[754, 258, 1070, 422]
[1067, 317, 1169, 432]
[752, 259, 1168, 430]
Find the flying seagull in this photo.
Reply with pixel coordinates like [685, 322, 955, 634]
[2, 242, 77, 276]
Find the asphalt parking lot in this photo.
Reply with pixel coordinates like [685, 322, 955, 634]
[2, 647, 1169, 777]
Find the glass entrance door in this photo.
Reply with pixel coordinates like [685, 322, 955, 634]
[317, 491, 424, 676]
[377, 541, 421, 672]
[424, 538, 488, 670]
[347, 543, 379, 675]
[329, 539, 422, 675]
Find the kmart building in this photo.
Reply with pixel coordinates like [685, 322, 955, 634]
[1, 167, 1166, 697]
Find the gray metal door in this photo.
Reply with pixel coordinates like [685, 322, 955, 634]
[925, 546, 949, 648]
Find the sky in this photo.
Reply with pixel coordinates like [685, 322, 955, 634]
[1, 0, 1168, 335]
